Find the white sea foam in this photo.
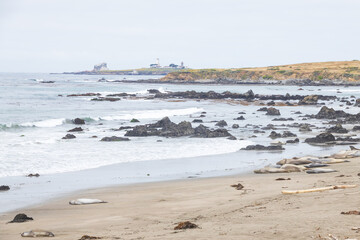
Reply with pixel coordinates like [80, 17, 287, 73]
[21, 118, 66, 128]
[100, 107, 203, 121]
[0, 138, 254, 177]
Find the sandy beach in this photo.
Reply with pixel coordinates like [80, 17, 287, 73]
[1, 154, 359, 240]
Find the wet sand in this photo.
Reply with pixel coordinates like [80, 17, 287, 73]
[1, 156, 359, 240]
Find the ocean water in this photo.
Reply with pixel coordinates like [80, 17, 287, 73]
[1, 72, 360, 213]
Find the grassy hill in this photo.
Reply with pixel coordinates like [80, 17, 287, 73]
[161, 61, 360, 82]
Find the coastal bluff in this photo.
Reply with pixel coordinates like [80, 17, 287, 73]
[161, 61, 360, 84]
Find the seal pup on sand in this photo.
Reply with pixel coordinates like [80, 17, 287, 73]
[21, 230, 54, 237]
[69, 198, 107, 205]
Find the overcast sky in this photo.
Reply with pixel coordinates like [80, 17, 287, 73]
[1, 0, 359, 72]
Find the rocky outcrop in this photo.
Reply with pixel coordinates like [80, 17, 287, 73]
[241, 145, 284, 150]
[326, 124, 348, 133]
[315, 106, 348, 119]
[269, 131, 297, 139]
[266, 107, 280, 116]
[215, 120, 227, 127]
[298, 95, 318, 105]
[101, 136, 130, 141]
[62, 134, 76, 139]
[73, 118, 85, 125]
[125, 117, 233, 138]
[68, 127, 83, 132]
[67, 93, 100, 97]
[0, 185, 10, 191]
[91, 97, 121, 102]
[193, 124, 232, 138]
[305, 133, 335, 144]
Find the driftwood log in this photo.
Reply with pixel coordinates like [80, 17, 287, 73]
[282, 185, 357, 194]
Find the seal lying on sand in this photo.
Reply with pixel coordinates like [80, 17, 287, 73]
[8, 213, 33, 223]
[69, 198, 107, 205]
[306, 168, 337, 174]
[21, 230, 54, 237]
[304, 163, 329, 168]
[330, 150, 360, 159]
[254, 164, 304, 174]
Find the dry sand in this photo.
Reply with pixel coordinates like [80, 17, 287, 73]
[1, 157, 359, 240]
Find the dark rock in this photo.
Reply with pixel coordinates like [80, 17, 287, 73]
[192, 119, 203, 123]
[67, 93, 100, 97]
[299, 124, 312, 132]
[267, 101, 275, 106]
[106, 93, 130, 97]
[174, 221, 198, 230]
[0, 185, 10, 191]
[62, 134, 76, 139]
[266, 107, 280, 116]
[244, 90, 255, 99]
[294, 111, 302, 114]
[241, 145, 284, 150]
[118, 126, 133, 130]
[355, 98, 360, 106]
[353, 126, 360, 131]
[326, 124, 348, 133]
[305, 133, 336, 143]
[193, 124, 232, 138]
[147, 89, 161, 94]
[234, 116, 245, 120]
[199, 114, 206, 118]
[215, 120, 228, 127]
[298, 95, 318, 105]
[232, 124, 239, 129]
[27, 173, 40, 177]
[286, 138, 299, 144]
[73, 118, 85, 125]
[227, 136, 237, 140]
[282, 131, 297, 138]
[91, 97, 121, 102]
[269, 131, 282, 139]
[8, 213, 33, 223]
[272, 118, 294, 121]
[238, 112, 246, 114]
[79, 235, 102, 240]
[315, 106, 348, 119]
[68, 127, 83, 132]
[130, 118, 140, 123]
[262, 124, 276, 130]
[125, 117, 232, 138]
[254, 130, 265, 133]
[101, 136, 130, 141]
[257, 107, 268, 112]
[230, 183, 244, 190]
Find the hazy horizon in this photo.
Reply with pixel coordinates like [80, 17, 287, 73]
[1, 0, 360, 72]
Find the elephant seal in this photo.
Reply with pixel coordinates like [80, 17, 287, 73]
[304, 163, 329, 168]
[280, 164, 305, 172]
[349, 146, 360, 150]
[8, 213, 33, 223]
[69, 198, 107, 205]
[21, 230, 54, 237]
[331, 150, 360, 159]
[306, 168, 337, 174]
[254, 167, 288, 174]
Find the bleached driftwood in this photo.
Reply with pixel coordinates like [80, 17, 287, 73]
[282, 185, 357, 194]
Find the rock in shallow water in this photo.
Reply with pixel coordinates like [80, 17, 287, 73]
[62, 134, 76, 139]
[100, 136, 130, 141]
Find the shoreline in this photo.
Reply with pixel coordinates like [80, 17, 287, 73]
[1, 152, 359, 239]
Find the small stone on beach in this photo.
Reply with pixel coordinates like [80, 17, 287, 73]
[174, 221, 198, 230]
